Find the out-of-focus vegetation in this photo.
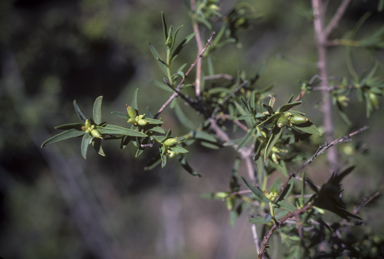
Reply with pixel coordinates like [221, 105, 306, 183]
[1, 0, 384, 258]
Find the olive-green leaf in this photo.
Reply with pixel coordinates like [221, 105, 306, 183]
[148, 42, 168, 76]
[178, 156, 201, 177]
[190, 130, 217, 142]
[81, 133, 92, 159]
[270, 177, 281, 193]
[276, 200, 297, 212]
[264, 127, 282, 162]
[161, 11, 168, 42]
[236, 127, 256, 150]
[144, 154, 162, 170]
[92, 96, 103, 125]
[92, 138, 105, 156]
[99, 124, 147, 137]
[278, 101, 302, 113]
[132, 88, 139, 111]
[73, 100, 87, 123]
[55, 123, 84, 130]
[111, 111, 128, 121]
[41, 129, 85, 147]
[171, 32, 196, 63]
[292, 122, 321, 135]
[249, 214, 272, 224]
[241, 177, 270, 204]
[174, 102, 195, 130]
[170, 145, 188, 153]
[145, 117, 164, 125]
[276, 177, 295, 203]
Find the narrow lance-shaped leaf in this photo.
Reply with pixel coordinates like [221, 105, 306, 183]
[111, 111, 128, 121]
[99, 124, 147, 137]
[241, 177, 270, 204]
[179, 156, 201, 177]
[41, 129, 85, 147]
[55, 123, 84, 130]
[161, 11, 168, 42]
[278, 101, 302, 113]
[264, 127, 282, 162]
[174, 102, 195, 130]
[81, 133, 92, 159]
[73, 100, 87, 123]
[148, 42, 168, 76]
[249, 214, 272, 224]
[132, 88, 139, 110]
[171, 32, 196, 62]
[93, 96, 103, 125]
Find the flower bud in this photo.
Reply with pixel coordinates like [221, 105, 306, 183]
[137, 119, 148, 126]
[85, 119, 91, 128]
[91, 129, 103, 139]
[128, 118, 136, 124]
[163, 137, 178, 147]
[127, 106, 137, 119]
[277, 115, 289, 128]
[369, 91, 379, 109]
[289, 115, 308, 125]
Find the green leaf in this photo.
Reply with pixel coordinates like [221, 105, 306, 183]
[81, 133, 92, 159]
[171, 25, 184, 50]
[41, 129, 85, 147]
[132, 88, 139, 110]
[171, 32, 196, 63]
[264, 127, 282, 162]
[161, 12, 168, 42]
[144, 154, 162, 170]
[55, 123, 84, 130]
[149, 126, 165, 134]
[120, 135, 132, 149]
[99, 124, 147, 137]
[145, 117, 164, 125]
[73, 100, 87, 123]
[190, 130, 217, 142]
[111, 111, 128, 121]
[93, 96, 103, 125]
[170, 145, 188, 153]
[270, 177, 281, 193]
[250, 62, 265, 86]
[275, 210, 289, 220]
[92, 138, 105, 156]
[151, 79, 173, 92]
[178, 156, 201, 177]
[276, 200, 297, 212]
[236, 127, 256, 150]
[249, 214, 272, 224]
[148, 42, 168, 75]
[174, 102, 195, 129]
[200, 141, 221, 149]
[276, 177, 295, 203]
[291, 122, 321, 135]
[241, 177, 270, 204]
[379, 0, 384, 12]
[278, 101, 302, 113]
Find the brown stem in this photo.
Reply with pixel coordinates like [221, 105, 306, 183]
[257, 201, 315, 259]
[191, 0, 204, 98]
[312, 0, 338, 171]
[280, 126, 368, 191]
[154, 31, 216, 119]
[324, 0, 352, 38]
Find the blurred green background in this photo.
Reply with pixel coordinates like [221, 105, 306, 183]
[0, 0, 384, 258]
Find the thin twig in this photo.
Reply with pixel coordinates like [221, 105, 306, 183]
[257, 201, 315, 259]
[191, 0, 204, 98]
[215, 114, 249, 132]
[211, 80, 249, 118]
[280, 126, 368, 191]
[154, 31, 216, 119]
[312, 0, 338, 171]
[353, 189, 383, 214]
[324, 0, 352, 38]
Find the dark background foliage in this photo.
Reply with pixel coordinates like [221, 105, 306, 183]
[0, 0, 384, 258]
